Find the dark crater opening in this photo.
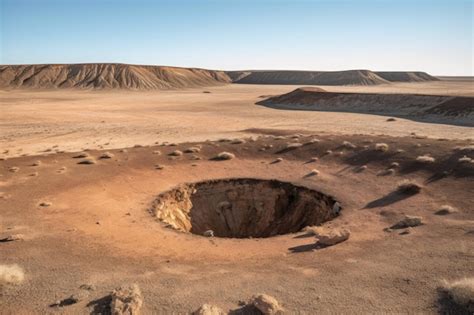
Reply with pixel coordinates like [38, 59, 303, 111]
[150, 178, 340, 238]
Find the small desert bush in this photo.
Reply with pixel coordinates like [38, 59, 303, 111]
[111, 284, 143, 315]
[375, 143, 389, 152]
[396, 180, 422, 194]
[416, 155, 435, 163]
[441, 278, 474, 312]
[214, 152, 235, 160]
[0, 264, 25, 284]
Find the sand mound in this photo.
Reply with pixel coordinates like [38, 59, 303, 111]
[258, 88, 474, 126]
[0, 63, 230, 90]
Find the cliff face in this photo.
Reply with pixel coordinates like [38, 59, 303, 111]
[0, 64, 231, 90]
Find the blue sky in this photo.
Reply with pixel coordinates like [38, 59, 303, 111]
[1, 0, 472, 75]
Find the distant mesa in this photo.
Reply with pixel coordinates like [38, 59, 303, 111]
[0, 63, 439, 90]
[225, 69, 439, 86]
[0, 63, 231, 90]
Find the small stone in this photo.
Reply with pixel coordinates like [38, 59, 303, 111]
[313, 227, 350, 246]
[203, 230, 214, 237]
[193, 303, 225, 315]
[39, 202, 52, 207]
[250, 294, 284, 315]
[391, 215, 423, 229]
[99, 152, 114, 159]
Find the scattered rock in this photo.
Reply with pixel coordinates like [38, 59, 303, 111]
[416, 155, 435, 163]
[272, 157, 283, 163]
[78, 158, 96, 165]
[386, 118, 397, 122]
[213, 152, 235, 160]
[193, 304, 225, 315]
[184, 147, 201, 153]
[435, 205, 457, 215]
[152, 150, 161, 155]
[307, 169, 319, 176]
[375, 143, 389, 152]
[342, 141, 356, 149]
[29, 172, 39, 177]
[231, 139, 245, 144]
[110, 284, 143, 315]
[396, 180, 422, 194]
[203, 230, 214, 237]
[73, 152, 89, 158]
[391, 215, 423, 229]
[0, 234, 24, 242]
[31, 160, 42, 166]
[39, 202, 52, 207]
[314, 227, 350, 246]
[169, 150, 183, 156]
[155, 164, 164, 170]
[99, 152, 114, 159]
[250, 294, 284, 315]
[8, 167, 19, 173]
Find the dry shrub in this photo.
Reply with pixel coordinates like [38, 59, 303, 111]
[397, 180, 422, 194]
[441, 278, 474, 312]
[214, 152, 235, 160]
[416, 155, 435, 163]
[0, 264, 25, 284]
[375, 143, 389, 152]
[110, 284, 143, 315]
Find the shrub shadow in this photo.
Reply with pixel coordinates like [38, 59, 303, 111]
[364, 191, 417, 209]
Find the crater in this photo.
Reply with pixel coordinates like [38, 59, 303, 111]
[150, 178, 340, 238]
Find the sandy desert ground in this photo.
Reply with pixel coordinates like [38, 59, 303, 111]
[1, 79, 473, 314]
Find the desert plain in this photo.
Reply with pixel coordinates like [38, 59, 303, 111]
[0, 67, 473, 314]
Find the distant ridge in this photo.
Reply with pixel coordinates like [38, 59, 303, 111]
[225, 70, 391, 86]
[374, 71, 439, 82]
[0, 63, 439, 90]
[0, 63, 231, 90]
